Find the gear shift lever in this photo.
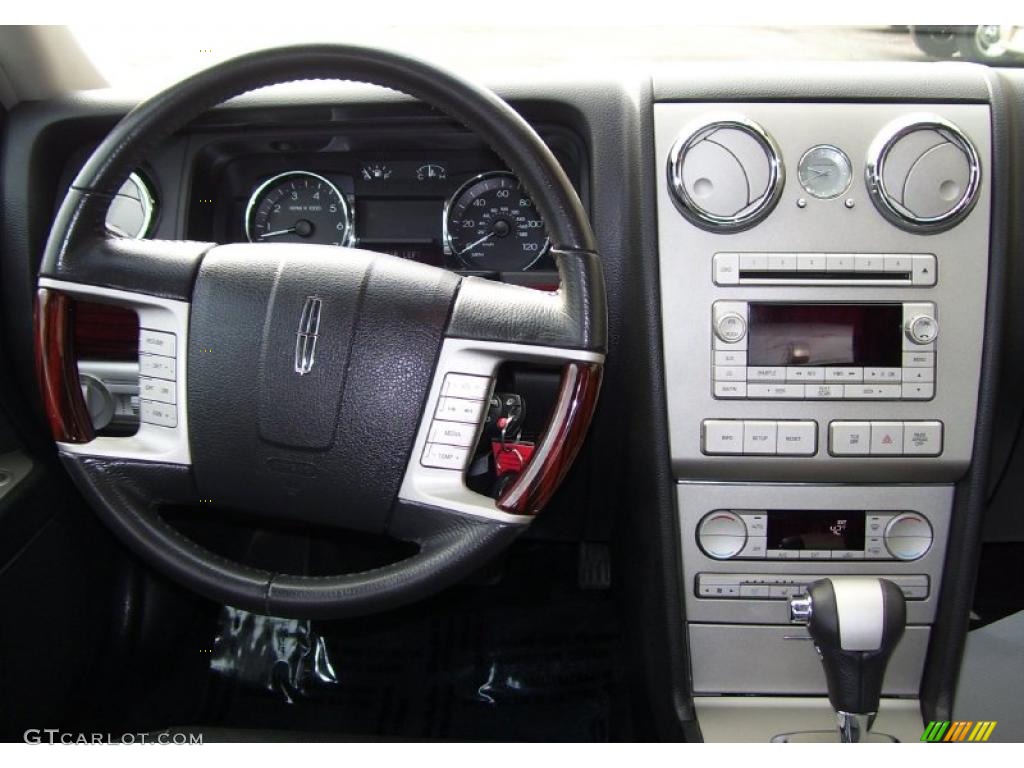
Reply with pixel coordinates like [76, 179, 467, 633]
[790, 577, 906, 742]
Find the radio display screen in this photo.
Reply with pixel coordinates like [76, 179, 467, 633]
[747, 303, 903, 367]
[767, 510, 866, 551]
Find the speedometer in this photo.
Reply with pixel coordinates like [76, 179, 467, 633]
[444, 171, 549, 271]
[245, 171, 351, 246]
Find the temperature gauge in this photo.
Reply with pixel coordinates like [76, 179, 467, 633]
[416, 163, 447, 181]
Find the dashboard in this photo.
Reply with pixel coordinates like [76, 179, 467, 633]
[2, 63, 1023, 743]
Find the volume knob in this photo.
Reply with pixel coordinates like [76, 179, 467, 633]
[697, 511, 748, 560]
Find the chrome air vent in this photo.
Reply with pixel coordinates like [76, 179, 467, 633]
[667, 114, 784, 232]
[866, 114, 981, 233]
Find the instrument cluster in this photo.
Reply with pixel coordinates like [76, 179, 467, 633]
[195, 150, 557, 274]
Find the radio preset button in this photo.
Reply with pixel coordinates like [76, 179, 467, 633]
[768, 253, 797, 270]
[855, 254, 885, 272]
[826, 254, 854, 271]
[739, 253, 769, 271]
[797, 253, 826, 271]
[884, 254, 912, 272]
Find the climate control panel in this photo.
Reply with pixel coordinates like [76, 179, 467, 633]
[696, 508, 934, 562]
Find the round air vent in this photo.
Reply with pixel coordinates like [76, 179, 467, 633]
[667, 115, 784, 232]
[866, 114, 981, 233]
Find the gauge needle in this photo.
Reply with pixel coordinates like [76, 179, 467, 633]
[458, 230, 496, 254]
[257, 227, 297, 240]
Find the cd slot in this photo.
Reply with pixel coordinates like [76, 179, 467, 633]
[713, 252, 936, 287]
[738, 269, 911, 284]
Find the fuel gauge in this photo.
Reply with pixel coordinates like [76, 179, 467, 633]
[361, 162, 393, 181]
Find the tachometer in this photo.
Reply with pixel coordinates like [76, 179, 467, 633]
[444, 171, 548, 271]
[245, 171, 351, 246]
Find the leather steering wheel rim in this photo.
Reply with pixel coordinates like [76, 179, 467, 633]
[36, 45, 606, 619]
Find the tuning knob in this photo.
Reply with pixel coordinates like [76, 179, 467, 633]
[667, 114, 784, 232]
[866, 114, 981, 233]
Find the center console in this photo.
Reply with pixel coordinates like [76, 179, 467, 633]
[654, 101, 991, 736]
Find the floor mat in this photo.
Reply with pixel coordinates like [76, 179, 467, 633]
[200, 541, 632, 741]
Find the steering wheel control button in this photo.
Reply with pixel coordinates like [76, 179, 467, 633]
[884, 513, 934, 560]
[441, 373, 492, 400]
[427, 420, 477, 448]
[139, 377, 176, 405]
[140, 400, 177, 428]
[139, 329, 177, 357]
[435, 396, 487, 424]
[420, 443, 469, 471]
[697, 511, 748, 560]
[139, 353, 176, 380]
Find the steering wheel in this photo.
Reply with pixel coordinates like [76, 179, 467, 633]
[34, 45, 606, 619]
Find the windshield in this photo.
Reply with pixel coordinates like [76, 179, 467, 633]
[70, 24, 1024, 91]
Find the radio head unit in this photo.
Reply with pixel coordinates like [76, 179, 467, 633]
[712, 300, 936, 401]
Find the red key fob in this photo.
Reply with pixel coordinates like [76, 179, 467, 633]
[491, 440, 536, 477]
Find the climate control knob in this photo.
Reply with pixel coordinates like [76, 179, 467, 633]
[697, 511, 748, 560]
[884, 513, 934, 561]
